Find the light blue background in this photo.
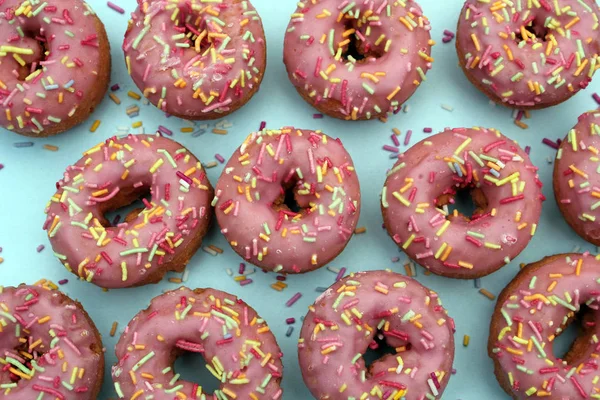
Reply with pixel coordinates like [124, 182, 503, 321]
[0, 0, 599, 398]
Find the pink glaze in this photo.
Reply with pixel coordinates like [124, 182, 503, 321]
[456, 0, 600, 109]
[112, 287, 284, 399]
[213, 128, 361, 274]
[382, 128, 544, 279]
[43, 134, 214, 289]
[555, 111, 600, 244]
[0, 0, 109, 135]
[123, 0, 266, 119]
[298, 270, 455, 399]
[490, 253, 600, 398]
[283, 0, 433, 120]
[0, 283, 103, 399]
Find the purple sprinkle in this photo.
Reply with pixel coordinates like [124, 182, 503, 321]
[0, 164, 4, 171]
[259, 121, 266, 130]
[110, 84, 120, 91]
[0, 247, 3, 253]
[107, 1, 125, 14]
[443, 30, 455, 38]
[391, 257, 400, 262]
[58, 279, 69, 285]
[285, 326, 294, 337]
[285, 292, 302, 307]
[390, 134, 400, 147]
[313, 114, 324, 119]
[286, 318, 296, 324]
[524, 146, 531, 155]
[239, 263, 245, 275]
[276, 275, 286, 281]
[36, 245, 45, 253]
[423, 127, 433, 133]
[240, 279, 253, 286]
[335, 267, 346, 282]
[593, 93, 600, 105]
[158, 125, 173, 136]
[14, 142, 34, 148]
[382, 145, 399, 153]
[442, 37, 453, 43]
[215, 154, 225, 163]
[404, 130, 412, 146]
[542, 138, 559, 150]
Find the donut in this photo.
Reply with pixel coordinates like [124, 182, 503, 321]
[43, 133, 214, 289]
[0, 0, 111, 137]
[298, 270, 455, 399]
[0, 281, 104, 399]
[456, 0, 600, 109]
[554, 111, 600, 245]
[283, 0, 434, 121]
[213, 127, 361, 274]
[112, 286, 284, 399]
[489, 253, 600, 399]
[381, 127, 544, 279]
[123, 0, 267, 120]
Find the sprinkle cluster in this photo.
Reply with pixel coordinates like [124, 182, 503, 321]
[0, 282, 103, 399]
[382, 127, 544, 278]
[284, 0, 434, 120]
[113, 287, 284, 399]
[43, 134, 213, 288]
[298, 270, 455, 399]
[457, 0, 600, 108]
[490, 253, 600, 398]
[123, 0, 266, 119]
[214, 128, 361, 274]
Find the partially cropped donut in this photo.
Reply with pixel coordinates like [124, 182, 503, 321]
[113, 287, 284, 399]
[554, 111, 600, 245]
[456, 0, 600, 109]
[298, 270, 455, 399]
[0, 281, 104, 399]
[43, 133, 214, 288]
[489, 253, 600, 399]
[382, 127, 544, 279]
[214, 127, 361, 274]
[0, 0, 111, 137]
[123, 0, 267, 120]
[283, 0, 434, 120]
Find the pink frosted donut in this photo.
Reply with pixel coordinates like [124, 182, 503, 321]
[456, 0, 600, 109]
[43, 134, 214, 289]
[0, 0, 111, 137]
[554, 111, 600, 245]
[298, 270, 455, 399]
[283, 0, 434, 120]
[382, 127, 544, 279]
[123, 0, 267, 120]
[0, 282, 104, 399]
[489, 253, 600, 399]
[113, 287, 284, 399]
[213, 127, 361, 274]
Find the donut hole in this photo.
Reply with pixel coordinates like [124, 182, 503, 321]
[341, 20, 385, 63]
[174, 5, 213, 54]
[16, 26, 48, 81]
[173, 351, 221, 393]
[6, 338, 44, 383]
[362, 331, 398, 373]
[101, 187, 153, 227]
[551, 305, 596, 364]
[436, 187, 488, 221]
[515, 19, 550, 43]
[272, 180, 307, 215]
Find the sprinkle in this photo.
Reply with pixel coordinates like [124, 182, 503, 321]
[285, 292, 302, 307]
[107, 2, 125, 14]
[479, 289, 495, 300]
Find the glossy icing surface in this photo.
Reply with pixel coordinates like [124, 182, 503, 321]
[283, 0, 433, 120]
[0, 0, 109, 135]
[0, 283, 103, 399]
[214, 128, 361, 274]
[456, 0, 600, 109]
[298, 270, 455, 400]
[112, 287, 283, 399]
[555, 111, 600, 244]
[382, 127, 544, 278]
[489, 253, 600, 399]
[123, 0, 266, 119]
[43, 134, 213, 289]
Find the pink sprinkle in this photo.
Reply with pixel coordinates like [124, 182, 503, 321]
[110, 84, 120, 91]
[423, 127, 433, 133]
[524, 146, 531, 155]
[593, 93, 600, 105]
[390, 134, 400, 147]
[285, 292, 302, 307]
[313, 114, 324, 119]
[238, 263, 245, 274]
[383, 145, 399, 153]
[286, 318, 296, 324]
[215, 154, 225, 163]
[58, 279, 68, 285]
[443, 30, 455, 38]
[36, 245, 45, 253]
[240, 279, 253, 286]
[542, 138, 559, 149]
[404, 130, 412, 146]
[107, 1, 125, 14]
